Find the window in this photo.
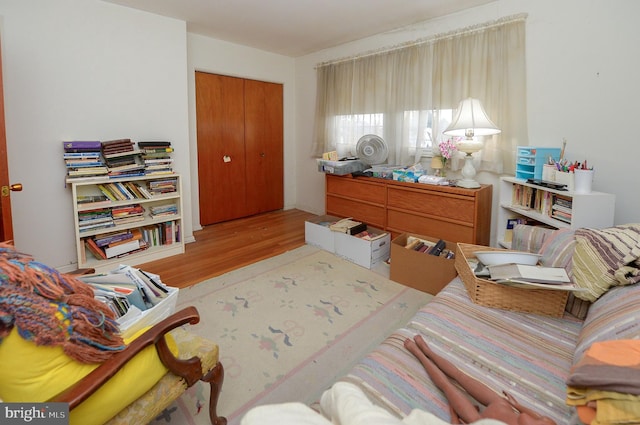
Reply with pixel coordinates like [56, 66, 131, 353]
[330, 109, 453, 161]
[313, 15, 527, 173]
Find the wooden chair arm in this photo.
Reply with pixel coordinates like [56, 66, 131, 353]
[52, 306, 203, 409]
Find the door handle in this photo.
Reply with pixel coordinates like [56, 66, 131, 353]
[1, 183, 23, 197]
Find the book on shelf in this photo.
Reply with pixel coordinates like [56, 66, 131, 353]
[64, 152, 101, 159]
[94, 229, 140, 247]
[103, 149, 143, 159]
[101, 138, 134, 150]
[85, 238, 107, 260]
[63, 141, 102, 151]
[104, 238, 143, 258]
[63, 142, 106, 180]
[138, 141, 171, 147]
[77, 195, 111, 208]
[111, 203, 145, 217]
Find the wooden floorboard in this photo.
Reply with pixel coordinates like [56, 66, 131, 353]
[136, 209, 318, 288]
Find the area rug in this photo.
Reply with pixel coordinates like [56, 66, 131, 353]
[151, 244, 432, 425]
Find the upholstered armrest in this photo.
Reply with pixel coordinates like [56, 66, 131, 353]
[52, 306, 204, 410]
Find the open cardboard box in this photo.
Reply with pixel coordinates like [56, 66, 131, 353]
[305, 215, 343, 253]
[334, 226, 391, 269]
[390, 233, 457, 295]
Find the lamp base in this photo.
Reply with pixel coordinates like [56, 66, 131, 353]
[456, 179, 481, 189]
[456, 152, 480, 189]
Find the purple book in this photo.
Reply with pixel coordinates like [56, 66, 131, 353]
[63, 141, 102, 151]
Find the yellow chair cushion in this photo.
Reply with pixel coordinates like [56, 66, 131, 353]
[0, 326, 178, 425]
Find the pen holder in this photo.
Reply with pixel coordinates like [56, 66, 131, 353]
[573, 169, 594, 194]
[542, 164, 575, 191]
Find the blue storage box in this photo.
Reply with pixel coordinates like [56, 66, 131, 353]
[515, 146, 561, 180]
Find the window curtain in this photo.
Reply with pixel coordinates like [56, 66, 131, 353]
[312, 14, 527, 175]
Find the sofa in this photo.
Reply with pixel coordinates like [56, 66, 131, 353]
[242, 224, 640, 425]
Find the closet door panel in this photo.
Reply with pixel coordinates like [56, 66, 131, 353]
[196, 72, 248, 225]
[244, 79, 284, 214]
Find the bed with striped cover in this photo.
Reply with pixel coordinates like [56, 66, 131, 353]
[339, 277, 584, 424]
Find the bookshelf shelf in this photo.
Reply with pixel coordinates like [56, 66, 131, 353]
[497, 176, 615, 248]
[68, 174, 185, 271]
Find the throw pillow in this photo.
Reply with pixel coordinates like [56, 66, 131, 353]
[571, 224, 640, 301]
[510, 224, 554, 253]
[573, 283, 640, 367]
[538, 229, 591, 319]
[538, 228, 576, 269]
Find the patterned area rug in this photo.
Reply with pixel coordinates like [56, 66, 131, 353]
[151, 244, 431, 425]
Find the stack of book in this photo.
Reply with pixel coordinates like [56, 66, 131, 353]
[148, 178, 178, 195]
[149, 203, 178, 219]
[63, 141, 108, 179]
[329, 218, 367, 235]
[80, 264, 172, 316]
[551, 194, 573, 223]
[84, 228, 148, 260]
[111, 203, 145, 226]
[78, 207, 114, 233]
[102, 139, 145, 178]
[138, 141, 174, 175]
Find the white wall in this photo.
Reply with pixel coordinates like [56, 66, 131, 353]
[2, 0, 639, 269]
[0, 0, 191, 268]
[295, 0, 640, 243]
[186, 34, 296, 231]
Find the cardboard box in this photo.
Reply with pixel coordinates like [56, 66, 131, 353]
[305, 215, 342, 252]
[334, 226, 391, 269]
[390, 233, 457, 294]
[117, 286, 179, 339]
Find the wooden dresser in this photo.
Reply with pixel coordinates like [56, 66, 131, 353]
[325, 174, 492, 245]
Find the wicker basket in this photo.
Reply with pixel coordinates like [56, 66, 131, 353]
[455, 243, 568, 317]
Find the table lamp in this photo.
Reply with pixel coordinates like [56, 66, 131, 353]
[443, 98, 501, 188]
[430, 156, 444, 176]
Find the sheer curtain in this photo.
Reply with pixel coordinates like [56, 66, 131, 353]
[312, 14, 527, 174]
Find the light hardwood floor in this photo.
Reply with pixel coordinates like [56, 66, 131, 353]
[136, 209, 318, 289]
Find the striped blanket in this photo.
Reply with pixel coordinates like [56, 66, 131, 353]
[338, 278, 584, 424]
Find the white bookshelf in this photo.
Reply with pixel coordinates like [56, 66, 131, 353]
[68, 174, 184, 272]
[497, 176, 615, 248]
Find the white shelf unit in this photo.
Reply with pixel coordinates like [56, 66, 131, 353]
[68, 174, 185, 272]
[497, 176, 615, 248]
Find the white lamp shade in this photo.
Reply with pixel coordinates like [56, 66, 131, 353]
[443, 97, 501, 138]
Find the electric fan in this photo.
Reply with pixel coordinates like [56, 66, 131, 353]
[355, 134, 388, 165]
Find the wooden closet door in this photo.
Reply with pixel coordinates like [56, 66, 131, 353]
[244, 79, 283, 215]
[196, 72, 247, 225]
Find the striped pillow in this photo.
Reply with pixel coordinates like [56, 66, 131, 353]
[538, 229, 591, 319]
[574, 283, 640, 366]
[572, 224, 640, 301]
[539, 228, 576, 268]
[511, 224, 554, 253]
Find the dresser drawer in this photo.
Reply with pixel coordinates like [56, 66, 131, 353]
[326, 195, 385, 229]
[326, 175, 386, 204]
[387, 187, 475, 223]
[387, 209, 475, 243]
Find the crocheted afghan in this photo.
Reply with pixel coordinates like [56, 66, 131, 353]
[0, 243, 125, 363]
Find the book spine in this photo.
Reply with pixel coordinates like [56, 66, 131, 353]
[63, 141, 102, 150]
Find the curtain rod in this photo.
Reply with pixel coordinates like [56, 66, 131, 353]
[316, 13, 528, 68]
